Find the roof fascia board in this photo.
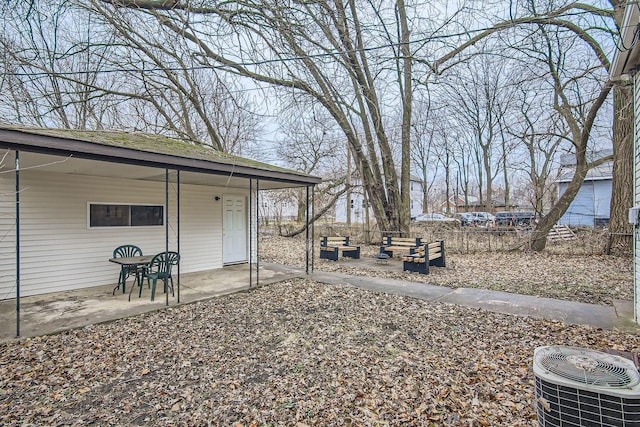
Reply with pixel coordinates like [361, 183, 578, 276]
[611, 3, 640, 78]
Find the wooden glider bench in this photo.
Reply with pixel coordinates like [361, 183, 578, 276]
[319, 236, 361, 261]
[402, 240, 446, 275]
[379, 236, 422, 258]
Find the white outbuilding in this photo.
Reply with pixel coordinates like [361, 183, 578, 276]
[0, 126, 320, 301]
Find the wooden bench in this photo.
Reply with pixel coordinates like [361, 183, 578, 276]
[379, 236, 422, 257]
[402, 240, 445, 274]
[319, 236, 361, 261]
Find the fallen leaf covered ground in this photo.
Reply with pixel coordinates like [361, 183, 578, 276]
[0, 235, 638, 426]
[2, 280, 639, 426]
[260, 236, 633, 305]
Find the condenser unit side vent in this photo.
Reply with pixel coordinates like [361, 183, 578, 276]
[535, 375, 640, 426]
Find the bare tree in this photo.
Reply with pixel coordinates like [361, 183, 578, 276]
[427, 0, 627, 251]
[275, 104, 346, 223]
[1, 1, 261, 153]
[530, 22, 611, 250]
[3, 0, 631, 250]
[410, 95, 441, 213]
[431, 124, 457, 214]
[82, 0, 262, 152]
[509, 85, 567, 218]
[440, 56, 512, 213]
[607, 82, 633, 254]
[451, 126, 476, 211]
[92, 0, 473, 234]
[0, 2, 121, 129]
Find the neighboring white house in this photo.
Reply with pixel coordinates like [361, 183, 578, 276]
[335, 175, 424, 223]
[258, 189, 300, 223]
[557, 152, 613, 227]
[610, 3, 640, 323]
[0, 126, 319, 299]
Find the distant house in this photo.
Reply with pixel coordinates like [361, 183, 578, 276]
[440, 195, 470, 213]
[454, 197, 511, 214]
[610, 1, 640, 322]
[557, 152, 613, 227]
[259, 189, 299, 223]
[335, 175, 423, 223]
[441, 195, 511, 214]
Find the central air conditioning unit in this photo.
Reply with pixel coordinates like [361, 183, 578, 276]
[533, 346, 640, 427]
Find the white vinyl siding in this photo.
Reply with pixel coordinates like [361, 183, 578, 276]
[0, 153, 243, 298]
[0, 159, 17, 301]
[334, 178, 424, 223]
[634, 72, 640, 321]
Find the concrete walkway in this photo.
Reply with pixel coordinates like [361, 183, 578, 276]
[306, 268, 637, 331]
[0, 262, 636, 342]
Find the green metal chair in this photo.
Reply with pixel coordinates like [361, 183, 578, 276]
[112, 244, 142, 295]
[142, 251, 180, 302]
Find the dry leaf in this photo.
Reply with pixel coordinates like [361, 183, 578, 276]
[0, 237, 636, 426]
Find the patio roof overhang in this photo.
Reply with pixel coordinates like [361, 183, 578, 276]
[2, 126, 319, 337]
[0, 126, 322, 190]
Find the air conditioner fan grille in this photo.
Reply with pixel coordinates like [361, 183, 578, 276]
[538, 349, 640, 388]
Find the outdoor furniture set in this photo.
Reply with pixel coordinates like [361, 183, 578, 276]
[401, 240, 446, 275]
[109, 244, 180, 301]
[319, 235, 445, 275]
[319, 236, 362, 261]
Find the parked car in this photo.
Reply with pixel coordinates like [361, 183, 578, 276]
[414, 212, 460, 224]
[473, 211, 495, 226]
[493, 211, 536, 228]
[455, 212, 476, 227]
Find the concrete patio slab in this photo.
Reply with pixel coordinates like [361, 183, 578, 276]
[0, 261, 636, 342]
[0, 263, 300, 342]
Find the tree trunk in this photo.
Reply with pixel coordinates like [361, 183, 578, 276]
[502, 143, 510, 209]
[398, 0, 412, 236]
[531, 159, 589, 251]
[297, 188, 306, 223]
[445, 149, 451, 214]
[607, 83, 634, 254]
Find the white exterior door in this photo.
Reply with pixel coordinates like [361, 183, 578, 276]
[223, 195, 247, 264]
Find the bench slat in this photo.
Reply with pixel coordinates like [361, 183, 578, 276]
[334, 245, 358, 251]
[321, 245, 358, 250]
[388, 237, 419, 243]
[385, 245, 418, 251]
